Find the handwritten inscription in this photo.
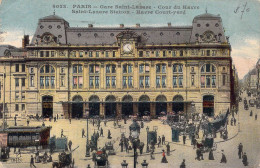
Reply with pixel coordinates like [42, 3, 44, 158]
[53, 4, 200, 15]
[234, 2, 250, 19]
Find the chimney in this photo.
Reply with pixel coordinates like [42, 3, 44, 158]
[168, 22, 171, 27]
[88, 24, 93, 28]
[120, 24, 124, 28]
[22, 35, 29, 49]
[136, 23, 140, 28]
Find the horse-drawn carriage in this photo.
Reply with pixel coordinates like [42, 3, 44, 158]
[52, 146, 78, 168]
[196, 136, 217, 153]
[93, 150, 109, 168]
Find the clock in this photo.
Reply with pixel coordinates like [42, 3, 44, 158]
[123, 43, 133, 53]
[43, 35, 52, 43]
[202, 31, 214, 42]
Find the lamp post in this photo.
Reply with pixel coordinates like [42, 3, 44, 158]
[85, 110, 90, 157]
[121, 160, 128, 168]
[129, 120, 140, 168]
[141, 159, 149, 168]
[146, 126, 149, 153]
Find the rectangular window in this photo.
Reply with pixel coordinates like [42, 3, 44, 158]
[73, 66, 77, 73]
[22, 64, 25, 72]
[173, 65, 177, 72]
[78, 76, 83, 88]
[212, 75, 216, 86]
[61, 76, 65, 87]
[51, 51, 55, 57]
[128, 76, 133, 87]
[89, 51, 93, 57]
[106, 76, 110, 87]
[46, 51, 49, 57]
[85, 51, 88, 56]
[40, 76, 44, 87]
[15, 104, 19, 111]
[113, 51, 116, 57]
[96, 51, 99, 57]
[22, 78, 25, 87]
[22, 104, 25, 111]
[173, 76, 177, 87]
[111, 65, 116, 73]
[79, 51, 83, 57]
[156, 51, 159, 57]
[89, 76, 94, 87]
[180, 50, 183, 56]
[128, 65, 132, 73]
[162, 76, 166, 87]
[139, 65, 144, 73]
[146, 51, 150, 57]
[22, 91, 25, 100]
[40, 51, 44, 57]
[106, 65, 110, 73]
[51, 76, 55, 88]
[15, 64, 19, 72]
[123, 65, 127, 73]
[95, 65, 100, 73]
[178, 65, 183, 72]
[45, 65, 50, 73]
[73, 76, 77, 88]
[139, 51, 143, 57]
[145, 76, 150, 87]
[222, 74, 226, 86]
[206, 64, 211, 72]
[162, 65, 166, 73]
[15, 78, 19, 87]
[105, 51, 109, 57]
[206, 75, 211, 87]
[30, 67, 34, 73]
[45, 76, 50, 87]
[163, 51, 166, 57]
[206, 50, 210, 56]
[123, 76, 127, 87]
[156, 76, 160, 87]
[111, 76, 116, 87]
[95, 76, 99, 87]
[201, 50, 205, 56]
[15, 91, 19, 100]
[145, 65, 150, 73]
[212, 50, 217, 56]
[139, 76, 144, 87]
[172, 50, 176, 57]
[179, 76, 183, 86]
[156, 65, 160, 73]
[78, 65, 82, 73]
[89, 65, 94, 73]
[200, 75, 205, 87]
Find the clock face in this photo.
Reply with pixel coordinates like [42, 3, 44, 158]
[202, 31, 214, 42]
[123, 43, 133, 53]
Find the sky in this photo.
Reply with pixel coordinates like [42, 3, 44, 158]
[0, 0, 259, 79]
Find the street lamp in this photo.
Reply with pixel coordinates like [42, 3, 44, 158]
[129, 120, 140, 168]
[141, 160, 149, 168]
[121, 160, 128, 168]
[146, 126, 149, 153]
[85, 110, 90, 157]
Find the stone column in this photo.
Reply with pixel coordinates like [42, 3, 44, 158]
[100, 103, 105, 118]
[150, 103, 156, 117]
[133, 103, 138, 116]
[116, 103, 122, 118]
[167, 103, 172, 113]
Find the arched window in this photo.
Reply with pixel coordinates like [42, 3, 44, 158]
[172, 64, 183, 88]
[89, 64, 100, 89]
[106, 64, 116, 88]
[200, 64, 216, 88]
[156, 64, 167, 88]
[122, 64, 133, 88]
[139, 64, 150, 88]
[40, 65, 55, 89]
[73, 64, 83, 89]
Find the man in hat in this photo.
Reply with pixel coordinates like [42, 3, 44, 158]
[30, 155, 36, 168]
[208, 148, 214, 160]
[180, 159, 186, 168]
[82, 128, 86, 138]
[166, 143, 171, 156]
[220, 150, 227, 163]
[238, 143, 243, 159]
[158, 136, 161, 148]
[162, 135, 165, 145]
[255, 114, 258, 120]
[242, 152, 248, 166]
[183, 134, 186, 145]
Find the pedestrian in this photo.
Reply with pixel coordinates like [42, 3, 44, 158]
[107, 130, 112, 139]
[54, 116, 56, 122]
[69, 118, 71, 124]
[68, 140, 72, 151]
[141, 121, 144, 128]
[100, 127, 103, 137]
[158, 136, 161, 147]
[125, 139, 129, 153]
[82, 129, 86, 138]
[183, 134, 186, 145]
[255, 114, 258, 120]
[124, 117, 127, 124]
[92, 118, 95, 126]
[234, 118, 236, 126]
[150, 149, 155, 160]
[209, 148, 214, 160]
[195, 148, 201, 161]
[27, 119, 30, 126]
[30, 155, 36, 168]
[139, 143, 144, 155]
[162, 135, 165, 145]
[104, 120, 107, 127]
[242, 152, 248, 166]
[166, 143, 170, 156]
[61, 129, 64, 137]
[42, 122, 45, 127]
[119, 139, 124, 152]
[220, 150, 227, 163]
[231, 118, 233, 126]
[113, 121, 116, 128]
[57, 114, 59, 120]
[161, 149, 168, 163]
[180, 159, 186, 168]
[250, 110, 253, 117]
[238, 143, 243, 159]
